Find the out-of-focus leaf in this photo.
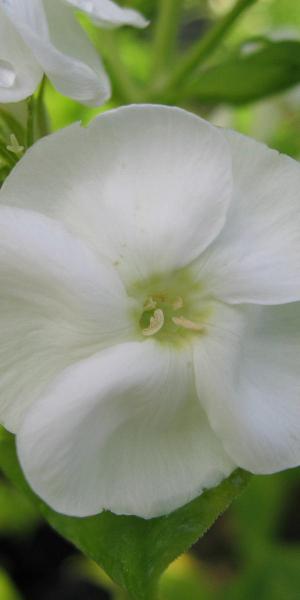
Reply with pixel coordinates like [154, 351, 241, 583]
[184, 40, 300, 105]
[0, 428, 250, 600]
[0, 478, 39, 536]
[0, 570, 23, 600]
[159, 555, 214, 600]
[44, 81, 115, 130]
[232, 475, 285, 556]
[67, 557, 127, 599]
[223, 547, 300, 600]
[270, 0, 300, 29]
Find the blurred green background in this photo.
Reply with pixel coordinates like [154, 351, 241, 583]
[0, 0, 300, 598]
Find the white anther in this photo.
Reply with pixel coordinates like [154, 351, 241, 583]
[172, 315, 204, 332]
[143, 309, 164, 336]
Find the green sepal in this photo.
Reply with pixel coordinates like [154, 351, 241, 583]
[0, 428, 250, 600]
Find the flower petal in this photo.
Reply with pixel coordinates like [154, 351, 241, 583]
[0, 5, 42, 102]
[0, 206, 133, 433]
[196, 130, 300, 304]
[64, 0, 149, 28]
[193, 301, 300, 473]
[3, 0, 110, 105]
[17, 341, 234, 518]
[1, 105, 232, 283]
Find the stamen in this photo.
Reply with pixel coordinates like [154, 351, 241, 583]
[172, 296, 184, 310]
[172, 315, 204, 332]
[144, 296, 157, 311]
[143, 309, 164, 336]
[7, 134, 24, 156]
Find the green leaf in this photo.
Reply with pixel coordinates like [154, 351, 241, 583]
[0, 428, 250, 600]
[184, 40, 300, 105]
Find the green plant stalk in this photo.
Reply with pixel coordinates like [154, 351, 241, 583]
[93, 29, 142, 104]
[26, 96, 35, 149]
[153, 0, 259, 100]
[35, 76, 49, 139]
[151, 0, 184, 76]
[78, 15, 142, 103]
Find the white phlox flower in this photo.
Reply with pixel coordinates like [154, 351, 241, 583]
[0, 105, 299, 519]
[0, 0, 147, 105]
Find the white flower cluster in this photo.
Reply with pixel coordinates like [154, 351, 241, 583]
[0, 105, 299, 519]
[0, 0, 147, 105]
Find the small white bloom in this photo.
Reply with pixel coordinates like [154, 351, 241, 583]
[0, 105, 299, 519]
[0, 0, 147, 105]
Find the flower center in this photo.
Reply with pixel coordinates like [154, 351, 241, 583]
[141, 293, 205, 338]
[128, 269, 210, 345]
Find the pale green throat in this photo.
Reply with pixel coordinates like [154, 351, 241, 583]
[129, 269, 211, 344]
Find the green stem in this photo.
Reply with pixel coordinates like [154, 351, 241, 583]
[0, 142, 18, 167]
[26, 96, 35, 149]
[93, 30, 142, 103]
[35, 76, 49, 138]
[25, 78, 49, 149]
[151, 0, 184, 75]
[153, 0, 258, 100]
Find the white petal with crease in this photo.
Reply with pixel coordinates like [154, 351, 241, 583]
[1, 105, 232, 283]
[196, 130, 300, 304]
[0, 206, 133, 432]
[194, 301, 300, 473]
[0, 5, 42, 102]
[2, 0, 110, 105]
[17, 341, 234, 518]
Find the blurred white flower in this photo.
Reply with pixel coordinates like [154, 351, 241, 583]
[0, 105, 299, 519]
[0, 0, 147, 106]
[65, 0, 148, 28]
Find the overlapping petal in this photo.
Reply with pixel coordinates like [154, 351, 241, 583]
[1, 102, 299, 520]
[196, 130, 300, 304]
[194, 301, 300, 473]
[64, 0, 148, 28]
[0, 5, 42, 102]
[0, 206, 134, 432]
[1, 105, 232, 283]
[17, 340, 234, 518]
[2, 0, 110, 105]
